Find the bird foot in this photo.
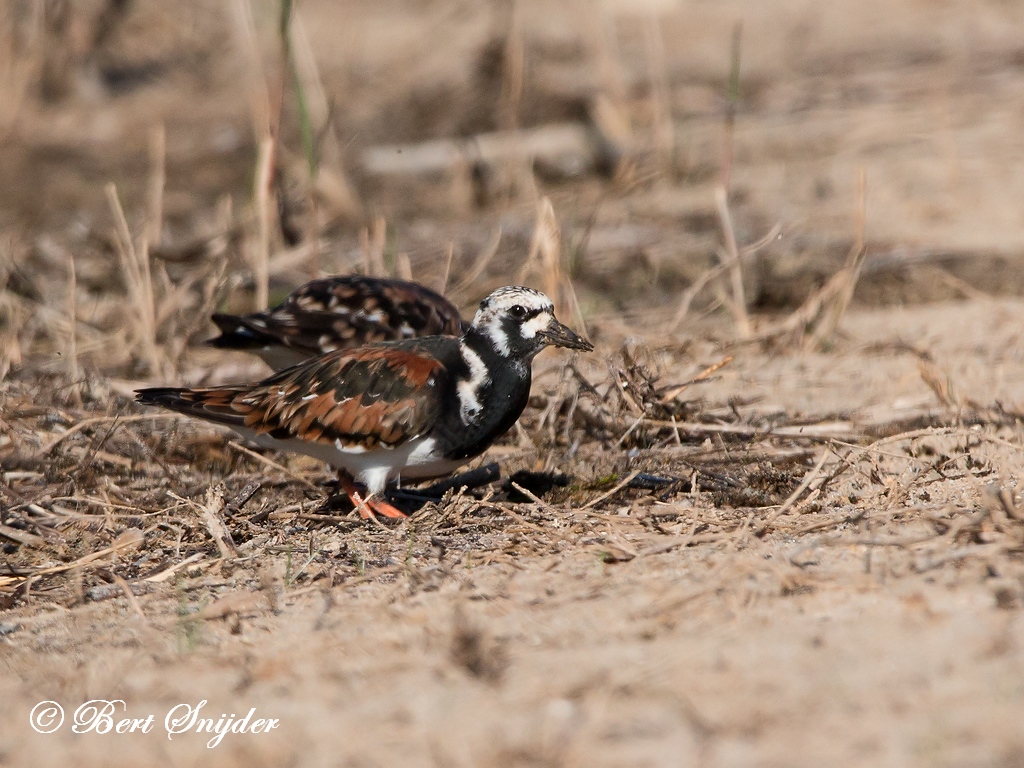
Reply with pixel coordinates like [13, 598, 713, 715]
[336, 472, 407, 520]
[351, 491, 407, 520]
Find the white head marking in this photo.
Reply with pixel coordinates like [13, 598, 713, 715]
[470, 286, 555, 358]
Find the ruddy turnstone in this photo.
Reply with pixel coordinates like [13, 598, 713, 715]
[209, 275, 464, 370]
[137, 286, 592, 520]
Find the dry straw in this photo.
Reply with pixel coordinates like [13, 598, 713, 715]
[518, 197, 586, 332]
[105, 183, 160, 374]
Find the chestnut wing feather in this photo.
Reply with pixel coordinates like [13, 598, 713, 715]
[137, 346, 447, 449]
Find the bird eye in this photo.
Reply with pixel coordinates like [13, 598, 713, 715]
[508, 304, 528, 320]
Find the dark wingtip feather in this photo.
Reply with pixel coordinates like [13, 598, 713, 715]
[210, 313, 242, 334]
[207, 314, 269, 350]
[135, 386, 187, 408]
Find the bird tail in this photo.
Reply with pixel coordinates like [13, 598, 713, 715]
[135, 385, 249, 429]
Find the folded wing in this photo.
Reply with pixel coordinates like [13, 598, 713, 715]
[137, 345, 447, 449]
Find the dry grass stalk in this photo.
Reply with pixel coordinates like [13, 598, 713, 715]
[147, 123, 166, 248]
[756, 171, 868, 347]
[228, 0, 285, 310]
[253, 134, 275, 310]
[519, 197, 581, 324]
[496, 491, 573, 544]
[804, 168, 868, 348]
[395, 253, 413, 281]
[497, 2, 524, 134]
[585, 7, 632, 177]
[593, 7, 628, 118]
[39, 413, 178, 456]
[189, 486, 239, 560]
[918, 359, 961, 410]
[702, 21, 750, 338]
[105, 183, 160, 374]
[642, 12, 674, 172]
[65, 254, 80, 403]
[111, 574, 147, 622]
[228, 0, 273, 147]
[492, 3, 529, 206]
[267, 239, 334, 278]
[288, 8, 361, 222]
[581, 470, 641, 510]
[659, 356, 734, 401]
[167, 261, 232, 371]
[754, 241, 866, 348]
[360, 216, 388, 277]
[720, 21, 743, 192]
[537, 198, 563, 312]
[438, 242, 455, 295]
[715, 185, 751, 338]
[199, 590, 271, 621]
[575, 400, 858, 441]
[0, 2, 43, 137]
[667, 223, 780, 333]
[1, 528, 144, 586]
[143, 552, 206, 584]
[925, 265, 993, 302]
[755, 448, 833, 535]
[0, 286, 25, 379]
[451, 228, 502, 298]
[228, 441, 320, 492]
[994, 486, 1024, 523]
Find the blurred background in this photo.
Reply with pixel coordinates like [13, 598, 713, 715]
[6, 7, 1024, 765]
[2, 0, 1024, 380]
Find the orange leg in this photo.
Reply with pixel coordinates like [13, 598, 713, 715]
[336, 471, 407, 520]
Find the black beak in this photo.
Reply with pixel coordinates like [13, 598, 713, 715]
[538, 319, 593, 351]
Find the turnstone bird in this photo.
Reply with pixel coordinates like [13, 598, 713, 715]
[209, 275, 464, 370]
[137, 286, 592, 520]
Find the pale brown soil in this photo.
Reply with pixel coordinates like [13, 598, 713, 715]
[3, 2, 1024, 766]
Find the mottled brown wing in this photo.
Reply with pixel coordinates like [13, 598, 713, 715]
[137, 345, 447, 449]
[209, 276, 463, 358]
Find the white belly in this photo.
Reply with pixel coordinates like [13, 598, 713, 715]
[236, 427, 465, 495]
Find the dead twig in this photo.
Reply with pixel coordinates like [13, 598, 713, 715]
[755, 449, 833, 535]
[636, 531, 730, 558]
[39, 413, 180, 455]
[0, 524, 46, 548]
[228, 441, 321, 491]
[142, 552, 206, 583]
[112, 574, 148, 622]
[659, 356, 734, 401]
[582, 470, 642, 510]
[167, 488, 238, 560]
[0, 529, 144, 585]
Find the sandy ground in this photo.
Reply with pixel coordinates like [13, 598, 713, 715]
[3, 1, 1024, 766]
